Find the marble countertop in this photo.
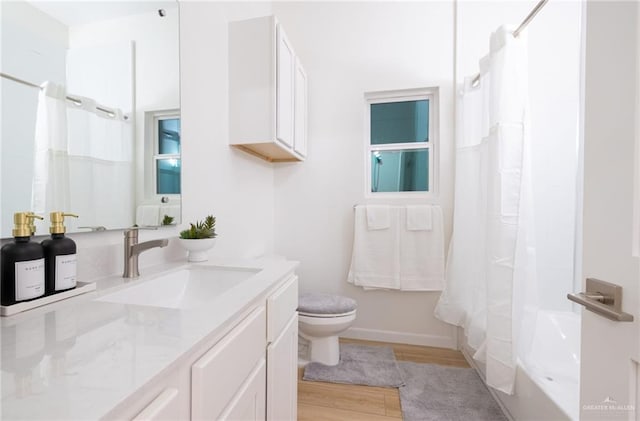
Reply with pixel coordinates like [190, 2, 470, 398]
[0, 256, 298, 420]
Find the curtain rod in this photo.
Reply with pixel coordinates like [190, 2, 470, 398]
[0, 71, 127, 120]
[470, 0, 549, 87]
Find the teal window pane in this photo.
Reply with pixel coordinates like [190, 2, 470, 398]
[158, 118, 181, 154]
[371, 149, 429, 193]
[371, 100, 429, 145]
[156, 159, 181, 194]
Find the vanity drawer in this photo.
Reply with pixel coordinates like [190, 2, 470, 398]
[267, 275, 298, 343]
[191, 306, 266, 420]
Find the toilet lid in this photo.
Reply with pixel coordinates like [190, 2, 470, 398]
[298, 292, 357, 315]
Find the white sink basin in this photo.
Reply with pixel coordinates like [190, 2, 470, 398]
[96, 266, 260, 309]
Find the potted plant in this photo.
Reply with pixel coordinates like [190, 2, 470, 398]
[178, 215, 217, 262]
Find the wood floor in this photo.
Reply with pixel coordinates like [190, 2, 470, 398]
[297, 338, 470, 421]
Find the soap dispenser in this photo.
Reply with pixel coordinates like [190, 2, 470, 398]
[42, 212, 79, 295]
[1, 212, 46, 306]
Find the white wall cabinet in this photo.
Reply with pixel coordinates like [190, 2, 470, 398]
[103, 273, 298, 421]
[229, 15, 307, 162]
[293, 58, 308, 157]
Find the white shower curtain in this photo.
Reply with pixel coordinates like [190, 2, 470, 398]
[435, 26, 536, 395]
[31, 82, 71, 215]
[31, 83, 133, 230]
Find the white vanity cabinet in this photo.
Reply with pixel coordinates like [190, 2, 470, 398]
[229, 15, 307, 163]
[102, 271, 298, 421]
[266, 275, 299, 421]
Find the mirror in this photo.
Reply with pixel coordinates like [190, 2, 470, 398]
[0, 0, 181, 238]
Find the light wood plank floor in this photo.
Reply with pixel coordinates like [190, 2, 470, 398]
[297, 338, 470, 421]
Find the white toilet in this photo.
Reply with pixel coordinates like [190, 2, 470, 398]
[298, 292, 357, 366]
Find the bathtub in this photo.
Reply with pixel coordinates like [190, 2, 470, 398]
[462, 311, 581, 421]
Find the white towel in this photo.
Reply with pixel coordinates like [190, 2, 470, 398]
[406, 205, 433, 231]
[366, 205, 391, 230]
[347, 206, 400, 289]
[399, 205, 445, 291]
[136, 205, 160, 226]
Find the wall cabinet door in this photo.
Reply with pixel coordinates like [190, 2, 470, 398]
[276, 24, 295, 149]
[266, 313, 298, 421]
[294, 59, 308, 157]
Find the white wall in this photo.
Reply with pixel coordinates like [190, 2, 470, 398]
[272, 1, 457, 347]
[179, 1, 276, 261]
[456, 0, 582, 311]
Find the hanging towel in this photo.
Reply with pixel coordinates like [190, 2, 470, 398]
[366, 205, 391, 230]
[406, 205, 433, 231]
[348, 206, 400, 289]
[136, 205, 160, 226]
[399, 205, 445, 291]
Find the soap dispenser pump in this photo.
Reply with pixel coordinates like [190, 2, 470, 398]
[41, 212, 79, 295]
[1, 212, 46, 306]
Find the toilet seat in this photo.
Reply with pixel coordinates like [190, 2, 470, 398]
[299, 309, 357, 318]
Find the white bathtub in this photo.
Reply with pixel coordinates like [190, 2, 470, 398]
[520, 311, 581, 420]
[462, 311, 581, 421]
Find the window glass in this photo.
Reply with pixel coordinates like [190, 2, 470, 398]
[158, 118, 181, 154]
[370, 100, 429, 145]
[370, 149, 429, 193]
[156, 158, 181, 194]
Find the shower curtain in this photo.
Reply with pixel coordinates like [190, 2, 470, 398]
[435, 26, 536, 395]
[32, 82, 71, 215]
[31, 83, 133, 230]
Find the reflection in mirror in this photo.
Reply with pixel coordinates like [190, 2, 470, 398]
[0, 1, 181, 238]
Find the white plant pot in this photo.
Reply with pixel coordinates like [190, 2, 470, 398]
[178, 238, 216, 262]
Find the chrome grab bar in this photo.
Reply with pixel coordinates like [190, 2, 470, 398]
[567, 278, 634, 322]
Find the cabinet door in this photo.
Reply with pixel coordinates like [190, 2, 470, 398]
[192, 307, 266, 420]
[294, 59, 308, 157]
[131, 388, 180, 421]
[219, 359, 266, 421]
[267, 313, 298, 421]
[276, 24, 295, 148]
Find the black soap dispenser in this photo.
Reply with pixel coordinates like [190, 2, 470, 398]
[1, 212, 46, 306]
[41, 212, 79, 295]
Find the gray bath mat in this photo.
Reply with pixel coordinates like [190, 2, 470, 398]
[303, 343, 405, 387]
[398, 362, 507, 421]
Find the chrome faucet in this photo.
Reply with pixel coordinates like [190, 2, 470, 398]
[123, 228, 169, 278]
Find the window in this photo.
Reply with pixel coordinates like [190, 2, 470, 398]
[154, 113, 181, 195]
[365, 88, 437, 196]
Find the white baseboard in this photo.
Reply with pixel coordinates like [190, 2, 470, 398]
[342, 327, 456, 349]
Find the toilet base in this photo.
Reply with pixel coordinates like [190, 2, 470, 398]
[307, 335, 340, 366]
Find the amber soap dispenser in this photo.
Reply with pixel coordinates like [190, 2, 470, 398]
[1, 212, 46, 305]
[41, 212, 78, 295]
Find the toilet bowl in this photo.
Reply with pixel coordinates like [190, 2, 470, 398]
[298, 293, 357, 366]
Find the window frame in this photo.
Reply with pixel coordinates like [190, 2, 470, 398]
[364, 87, 439, 198]
[151, 110, 181, 198]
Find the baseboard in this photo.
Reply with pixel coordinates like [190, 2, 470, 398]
[342, 327, 456, 349]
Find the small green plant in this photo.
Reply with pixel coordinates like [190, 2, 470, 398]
[162, 215, 175, 226]
[179, 215, 217, 239]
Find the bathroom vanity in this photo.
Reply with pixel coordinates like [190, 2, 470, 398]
[0, 258, 298, 421]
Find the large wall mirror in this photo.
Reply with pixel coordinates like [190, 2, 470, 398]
[0, 0, 181, 238]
